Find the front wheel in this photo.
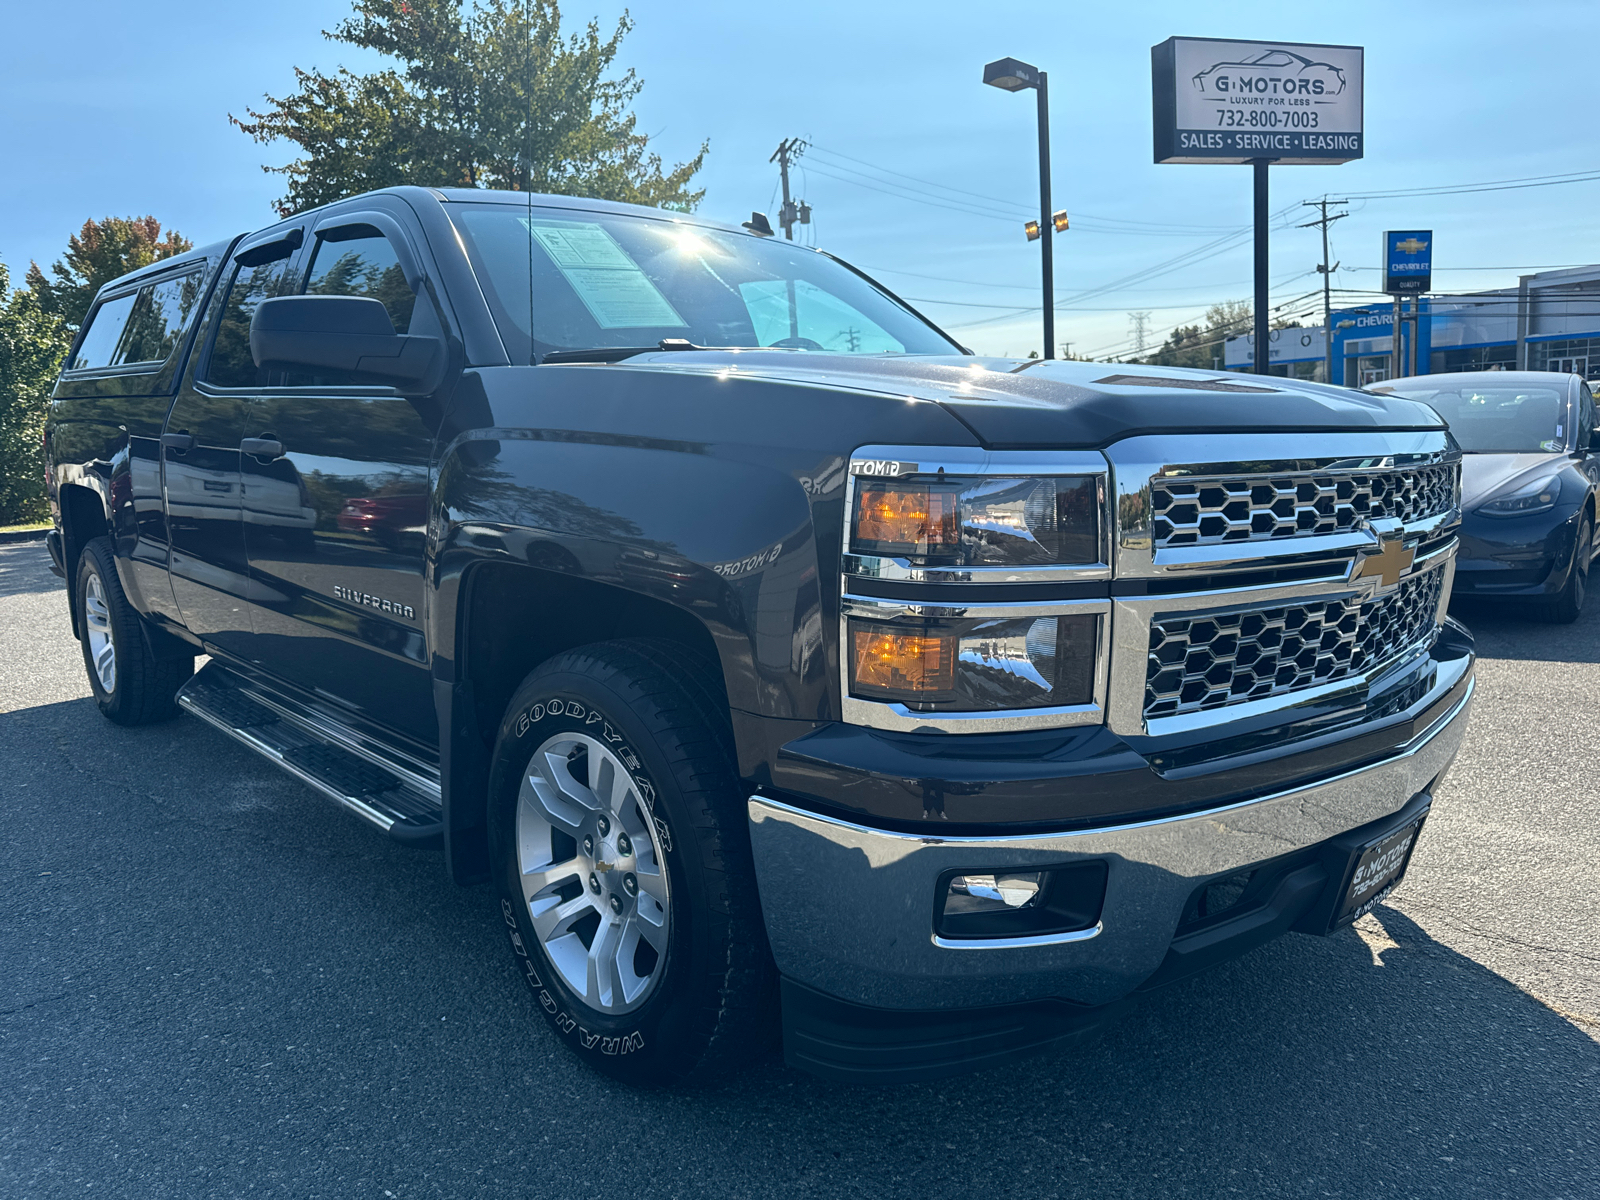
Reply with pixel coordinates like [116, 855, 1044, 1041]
[487, 640, 773, 1084]
[1534, 512, 1591, 624]
[76, 537, 192, 725]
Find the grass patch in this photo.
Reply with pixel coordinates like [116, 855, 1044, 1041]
[0, 521, 51, 534]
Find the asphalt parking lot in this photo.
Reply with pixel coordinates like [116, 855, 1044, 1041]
[2, 539, 1596, 1199]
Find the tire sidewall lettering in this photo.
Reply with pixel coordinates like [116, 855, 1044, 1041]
[502, 694, 665, 1059]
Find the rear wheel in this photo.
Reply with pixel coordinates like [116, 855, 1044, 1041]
[487, 639, 773, 1085]
[76, 537, 193, 725]
[1533, 512, 1591, 624]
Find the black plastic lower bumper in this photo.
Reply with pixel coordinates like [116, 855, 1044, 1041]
[779, 791, 1436, 1084]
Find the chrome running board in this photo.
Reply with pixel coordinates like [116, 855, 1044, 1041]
[177, 662, 442, 844]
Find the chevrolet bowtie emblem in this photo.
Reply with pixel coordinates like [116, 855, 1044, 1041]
[594, 860, 615, 873]
[1395, 237, 1428, 255]
[1351, 537, 1415, 588]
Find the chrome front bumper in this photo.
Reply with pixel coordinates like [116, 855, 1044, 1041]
[747, 674, 1473, 1011]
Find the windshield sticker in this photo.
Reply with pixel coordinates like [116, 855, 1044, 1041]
[1541, 439, 1563, 452]
[523, 220, 686, 330]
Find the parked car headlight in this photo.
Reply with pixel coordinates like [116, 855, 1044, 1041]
[1476, 472, 1562, 518]
[847, 612, 1098, 711]
[849, 475, 1100, 568]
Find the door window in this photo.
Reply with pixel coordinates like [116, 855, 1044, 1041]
[204, 258, 293, 389]
[119, 271, 206, 365]
[305, 232, 416, 333]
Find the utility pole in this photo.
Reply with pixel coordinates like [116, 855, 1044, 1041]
[1128, 311, 1152, 355]
[1299, 197, 1348, 383]
[770, 139, 811, 240]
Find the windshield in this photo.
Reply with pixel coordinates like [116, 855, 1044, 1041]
[449, 202, 960, 364]
[1383, 384, 1569, 453]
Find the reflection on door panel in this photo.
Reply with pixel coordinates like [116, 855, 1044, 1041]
[240, 231, 437, 742]
[165, 256, 292, 649]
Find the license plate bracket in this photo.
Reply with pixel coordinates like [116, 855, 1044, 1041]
[1333, 808, 1428, 928]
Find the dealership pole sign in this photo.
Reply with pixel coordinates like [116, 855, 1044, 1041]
[1152, 38, 1364, 164]
[1152, 37, 1363, 376]
[1384, 231, 1432, 294]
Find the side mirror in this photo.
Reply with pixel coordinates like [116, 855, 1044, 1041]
[250, 295, 440, 387]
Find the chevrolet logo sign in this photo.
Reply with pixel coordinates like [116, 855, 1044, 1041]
[1394, 237, 1428, 255]
[1350, 536, 1415, 589]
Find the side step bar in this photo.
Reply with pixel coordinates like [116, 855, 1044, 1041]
[177, 662, 443, 846]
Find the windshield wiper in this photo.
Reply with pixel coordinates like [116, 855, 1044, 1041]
[540, 339, 727, 365]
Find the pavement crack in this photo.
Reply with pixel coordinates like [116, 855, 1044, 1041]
[1392, 895, 1600, 965]
[0, 991, 69, 1017]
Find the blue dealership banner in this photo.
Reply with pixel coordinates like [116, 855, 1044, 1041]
[1384, 231, 1432, 294]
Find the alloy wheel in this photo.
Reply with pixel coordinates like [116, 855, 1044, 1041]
[83, 570, 116, 693]
[515, 732, 671, 1015]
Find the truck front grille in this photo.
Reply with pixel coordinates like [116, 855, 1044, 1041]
[1150, 464, 1456, 550]
[1144, 568, 1445, 719]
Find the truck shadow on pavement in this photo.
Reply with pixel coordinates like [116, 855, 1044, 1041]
[3, 694, 1596, 1199]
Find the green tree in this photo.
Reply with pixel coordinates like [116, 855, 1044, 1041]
[26, 216, 192, 328]
[1138, 300, 1253, 370]
[0, 263, 74, 523]
[233, 0, 707, 217]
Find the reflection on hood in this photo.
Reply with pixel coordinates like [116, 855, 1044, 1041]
[1460, 452, 1566, 509]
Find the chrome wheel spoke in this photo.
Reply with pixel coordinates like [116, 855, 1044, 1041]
[83, 574, 116, 692]
[519, 859, 582, 907]
[586, 918, 625, 1009]
[529, 891, 596, 944]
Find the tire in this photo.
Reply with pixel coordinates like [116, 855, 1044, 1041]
[487, 639, 773, 1085]
[1533, 512, 1591, 624]
[76, 537, 193, 725]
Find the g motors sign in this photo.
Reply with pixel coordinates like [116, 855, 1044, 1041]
[1153, 37, 1363, 164]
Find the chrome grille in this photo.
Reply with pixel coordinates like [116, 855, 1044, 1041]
[1144, 569, 1445, 719]
[1150, 464, 1456, 549]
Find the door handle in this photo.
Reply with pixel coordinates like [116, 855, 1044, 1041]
[241, 437, 285, 460]
[161, 431, 195, 452]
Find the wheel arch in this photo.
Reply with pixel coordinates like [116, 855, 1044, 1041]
[437, 559, 734, 884]
[58, 482, 111, 638]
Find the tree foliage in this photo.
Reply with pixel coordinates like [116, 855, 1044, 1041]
[1137, 301, 1253, 371]
[233, 0, 707, 217]
[26, 216, 192, 329]
[0, 264, 74, 523]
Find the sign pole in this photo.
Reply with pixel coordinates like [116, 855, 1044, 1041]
[1037, 72, 1055, 360]
[1391, 296, 1402, 380]
[1253, 159, 1270, 375]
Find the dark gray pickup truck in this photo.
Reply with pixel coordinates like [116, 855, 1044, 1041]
[44, 186, 1474, 1084]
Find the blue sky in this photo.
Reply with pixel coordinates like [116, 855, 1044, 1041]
[3, 0, 1596, 358]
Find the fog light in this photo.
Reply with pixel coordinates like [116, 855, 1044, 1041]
[946, 872, 1044, 913]
[935, 861, 1108, 940]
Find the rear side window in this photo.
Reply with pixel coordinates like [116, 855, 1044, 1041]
[120, 272, 205, 364]
[305, 232, 416, 333]
[69, 270, 206, 372]
[70, 291, 139, 370]
[205, 258, 293, 388]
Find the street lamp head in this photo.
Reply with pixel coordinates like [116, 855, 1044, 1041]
[983, 57, 1040, 91]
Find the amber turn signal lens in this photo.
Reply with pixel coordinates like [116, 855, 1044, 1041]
[851, 481, 959, 557]
[851, 625, 955, 698]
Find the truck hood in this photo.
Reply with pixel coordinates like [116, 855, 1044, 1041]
[606, 351, 1447, 448]
[1460, 451, 1568, 509]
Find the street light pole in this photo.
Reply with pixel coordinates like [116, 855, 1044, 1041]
[984, 57, 1057, 359]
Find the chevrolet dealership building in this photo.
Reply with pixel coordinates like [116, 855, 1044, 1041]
[1224, 264, 1600, 384]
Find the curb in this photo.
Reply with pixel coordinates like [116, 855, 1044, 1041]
[0, 528, 50, 545]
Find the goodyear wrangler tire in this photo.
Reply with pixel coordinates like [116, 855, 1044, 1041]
[487, 639, 773, 1084]
[76, 537, 192, 726]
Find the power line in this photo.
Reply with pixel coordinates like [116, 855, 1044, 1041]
[1333, 168, 1600, 202]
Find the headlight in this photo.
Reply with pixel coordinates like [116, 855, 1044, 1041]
[850, 474, 1100, 568]
[1476, 472, 1561, 517]
[847, 611, 1098, 711]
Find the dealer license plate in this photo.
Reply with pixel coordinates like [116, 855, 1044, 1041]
[1336, 815, 1426, 925]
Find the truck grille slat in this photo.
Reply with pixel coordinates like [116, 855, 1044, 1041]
[1150, 464, 1456, 550]
[1145, 569, 1445, 719]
